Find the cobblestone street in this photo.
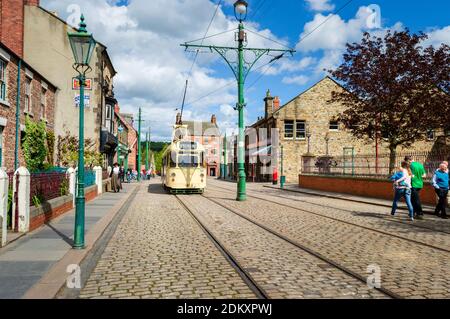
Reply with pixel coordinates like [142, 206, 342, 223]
[76, 179, 450, 299]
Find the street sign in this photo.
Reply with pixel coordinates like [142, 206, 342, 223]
[74, 94, 90, 107]
[72, 78, 93, 90]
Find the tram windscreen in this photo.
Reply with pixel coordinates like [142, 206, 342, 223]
[178, 155, 199, 168]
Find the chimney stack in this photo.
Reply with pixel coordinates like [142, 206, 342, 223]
[273, 96, 280, 111]
[24, 0, 40, 5]
[211, 114, 217, 124]
[264, 89, 274, 118]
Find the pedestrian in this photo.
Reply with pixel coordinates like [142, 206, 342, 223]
[390, 161, 414, 221]
[432, 162, 449, 219]
[119, 165, 125, 186]
[405, 156, 427, 220]
[110, 163, 121, 193]
[146, 168, 152, 180]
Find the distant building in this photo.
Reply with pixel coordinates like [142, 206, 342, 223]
[0, 42, 57, 171]
[120, 113, 138, 171]
[178, 113, 221, 177]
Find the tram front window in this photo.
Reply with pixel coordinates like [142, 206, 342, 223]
[178, 155, 199, 168]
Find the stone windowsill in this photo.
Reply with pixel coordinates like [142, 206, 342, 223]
[0, 99, 10, 107]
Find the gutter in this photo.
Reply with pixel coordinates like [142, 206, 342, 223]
[14, 59, 21, 171]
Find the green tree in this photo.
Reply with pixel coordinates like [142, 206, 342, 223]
[23, 117, 48, 172]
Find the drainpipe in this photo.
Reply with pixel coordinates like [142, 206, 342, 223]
[14, 59, 22, 171]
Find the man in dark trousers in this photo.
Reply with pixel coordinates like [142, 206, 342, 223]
[405, 156, 427, 220]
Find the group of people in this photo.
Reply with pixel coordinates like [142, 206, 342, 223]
[110, 163, 155, 192]
[390, 156, 449, 221]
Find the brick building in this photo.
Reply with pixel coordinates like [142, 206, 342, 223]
[237, 76, 447, 183]
[179, 114, 221, 177]
[0, 0, 119, 168]
[121, 113, 138, 171]
[0, 43, 56, 171]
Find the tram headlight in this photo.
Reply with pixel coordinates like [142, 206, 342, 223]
[200, 173, 205, 178]
[171, 173, 176, 177]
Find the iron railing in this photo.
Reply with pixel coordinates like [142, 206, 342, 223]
[302, 151, 450, 180]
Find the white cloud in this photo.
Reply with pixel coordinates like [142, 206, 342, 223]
[424, 26, 450, 47]
[40, 0, 285, 141]
[305, 0, 335, 12]
[282, 75, 309, 86]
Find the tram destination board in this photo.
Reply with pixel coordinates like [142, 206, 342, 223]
[180, 141, 198, 150]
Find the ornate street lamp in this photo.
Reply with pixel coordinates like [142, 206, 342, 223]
[234, 0, 248, 22]
[67, 14, 96, 249]
[181, 0, 294, 201]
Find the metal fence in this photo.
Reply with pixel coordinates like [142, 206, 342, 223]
[30, 172, 68, 206]
[302, 151, 450, 180]
[84, 170, 96, 188]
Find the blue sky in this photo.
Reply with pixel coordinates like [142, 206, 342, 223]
[41, 0, 450, 141]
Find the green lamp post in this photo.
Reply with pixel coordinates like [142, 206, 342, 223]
[181, 0, 294, 201]
[67, 14, 96, 249]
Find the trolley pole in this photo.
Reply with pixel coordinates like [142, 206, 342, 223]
[137, 107, 142, 181]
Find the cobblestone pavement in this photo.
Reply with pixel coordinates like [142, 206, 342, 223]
[208, 179, 450, 249]
[206, 180, 450, 299]
[79, 182, 256, 299]
[179, 194, 387, 299]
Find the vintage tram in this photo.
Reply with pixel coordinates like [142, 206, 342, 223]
[161, 125, 207, 194]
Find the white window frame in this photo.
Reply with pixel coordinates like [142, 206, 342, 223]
[284, 120, 294, 139]
[296, 120, 306, 140]
[329, 120, 339, 131]
[0, 59, 7, 103]
[24, 76, 33, 115]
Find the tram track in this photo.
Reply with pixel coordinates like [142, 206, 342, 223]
[174, 195, 269, 299]
[192, 193, 399, 299]
[208, 183, 450, 254]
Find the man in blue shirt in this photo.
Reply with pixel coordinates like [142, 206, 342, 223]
[432, 162, 449, 219]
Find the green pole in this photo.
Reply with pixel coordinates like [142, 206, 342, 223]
[224, 134, 227, 180]
[236, 22, 246, 201]
[74, 74, 86, 249]
[146, 130, 149, 171]
[14, 59, 21, 171]
[137, 107, 142, 181]
[280, 145, 285, 189]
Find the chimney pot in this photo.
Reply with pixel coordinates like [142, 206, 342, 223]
[273, 96, 280, 110]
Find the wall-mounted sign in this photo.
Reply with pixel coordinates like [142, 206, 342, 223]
[72, 78, 93, 90]
[74, 93, 90, 107]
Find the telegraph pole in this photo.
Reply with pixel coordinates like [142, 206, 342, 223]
[137, 107, 142, 181]
[146, 129, 150, 171]
[181, 1, 295, 201]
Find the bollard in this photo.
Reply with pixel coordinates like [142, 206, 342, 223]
[94, 166, 102, 195]
[0, 169, 8, 247]
[12, 167, 30, 233]
[67, 167, 76, 207]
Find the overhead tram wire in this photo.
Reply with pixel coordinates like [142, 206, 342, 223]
[248, 0, 268, 21]
[179, 0, 223, 120]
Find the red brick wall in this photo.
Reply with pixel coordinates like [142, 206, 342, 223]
[1, 0, 23, 57]
[29, 187, 98, 232]
[298, 175, 437, 205]
[0, 50, 56, 172]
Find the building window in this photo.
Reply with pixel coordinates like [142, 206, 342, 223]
[204, 137, 209, 144]
[0, 60, 6, 102]
[40, 87, 47, 119]
[25, 77, 32, 114]
[296, 121, 306, 139]
[105, 104, 112, 132]
[284, 120, 294, 139]
[427, 129, 435, 141]
[329, 120, 339, 131]
[0, 126, 3, 167]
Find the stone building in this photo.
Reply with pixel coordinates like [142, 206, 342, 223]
[243, 76, 447, 183]
[0, 0, 119, 167]
[179, 114, 221, 177]
[0, 42, 56, 171]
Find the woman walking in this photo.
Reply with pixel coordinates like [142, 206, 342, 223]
[390, 161, 415, 221]
[432, 162, 449, 219]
